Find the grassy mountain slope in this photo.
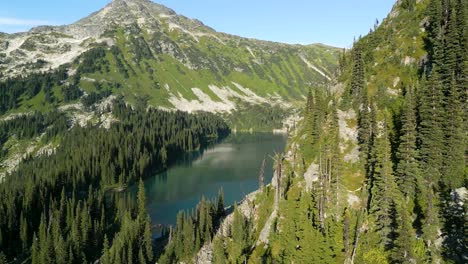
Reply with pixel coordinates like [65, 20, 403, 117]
[175, 0, 466, 263]
[0, 0, 339, 124]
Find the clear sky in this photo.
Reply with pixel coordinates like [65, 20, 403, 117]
[0, 0, 396, 48]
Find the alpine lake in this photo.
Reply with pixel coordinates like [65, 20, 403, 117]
[128, 133, 287, 231]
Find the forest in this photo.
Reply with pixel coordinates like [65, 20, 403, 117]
[0, 0, 466, 263]
[155, 0, 466, 262]
[0, 100, 230, 263]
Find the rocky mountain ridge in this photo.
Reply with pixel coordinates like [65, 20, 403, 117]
[0, 0, 339, 133]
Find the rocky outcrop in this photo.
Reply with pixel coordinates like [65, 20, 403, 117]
[304, 163, 319, 191]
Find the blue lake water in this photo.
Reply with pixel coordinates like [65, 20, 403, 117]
[131, 133, 287, 226]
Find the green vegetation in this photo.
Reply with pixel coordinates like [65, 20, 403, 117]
[0, 0, 465, 263]
[158, 194, 225, 263]
[225, 102, 292, 132]
[151, 0, 466, 263]
[0, 101, 229, 263]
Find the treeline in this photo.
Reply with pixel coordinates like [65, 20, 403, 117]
[0, 66, 68, 114]
[0, 101, 230, 263]
[348, 0, 466, 262]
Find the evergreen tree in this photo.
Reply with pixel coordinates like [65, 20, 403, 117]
[0, 252, 6, 264]
[396, 87, 420, 200]
[101, 235, 111, 264]
[369, 115, 398, 247]
[441, 5, 460, 86]
[350, 47, 365, 99]
[441, 75, 465, 190]
[418, 72, 445, 188]
[55, 236, 67, 264]
[20, 213, 28, 251]
[418, 73, 445, 261]
[212, 236, 227, 264]
[138, 178, 147, 223]
[143, 220, 153, 262]
[392, 201, 419, 263]
[217, 189, 225, 218]
[31, 233, 39, 264]
[426, 0, 443, 72]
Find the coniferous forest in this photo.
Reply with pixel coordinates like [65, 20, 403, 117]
[0, 100, 229, 263]
[0, 0, 466, 263]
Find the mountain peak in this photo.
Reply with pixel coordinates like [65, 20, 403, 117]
[105, 0, 174, 16]
[60, 0, 175, 37]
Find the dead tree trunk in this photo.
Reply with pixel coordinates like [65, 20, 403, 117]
[274, 153, 283, 206]
[259, 157, 266, 191]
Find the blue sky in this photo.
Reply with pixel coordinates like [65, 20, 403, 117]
[0, 0, 396, 47]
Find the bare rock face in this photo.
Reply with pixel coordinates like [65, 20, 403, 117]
[195, 243, 213, 264]
[304, 163, 319, 191]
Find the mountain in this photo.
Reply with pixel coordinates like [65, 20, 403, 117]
[171, 0, 465, 263]
[0, 0, 339, 127]
[0, 0, 466, 263]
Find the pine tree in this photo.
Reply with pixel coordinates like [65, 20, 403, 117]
[143, 220, 153, 262]
[312, 88, 325, 143]
[217, 189, 225, 218]
[31, 233, 39, 264]
[350, 47, 365, 99]
[369, 115, 398, 247]
[137, 178, 147, 223]
[138, 248, 146, 264]
[0, 252, 6, 264]
[101, 235, 111, 264]
[426, 0, 443, 72]
[442, 188, 468, 262]
[127, 243, 133, 264]
[418, 72, 444, 187]
[212, 236, 226, 264]
[392, 201, 419, 264]
[441, 5, 460, 86]
[358, 88, 372, 169]
[418, 73, 444, 261]
[55, 235, 67, 264]
[20, 213, 28, 251]
[441, 75, 465, 190]
[305, 89, 315, 142]
[228, 206, 248, 262]
[396, 87, 420, 200]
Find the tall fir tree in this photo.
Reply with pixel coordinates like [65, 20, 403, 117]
[369, 114, 398, 247]
[441, 75, 465, 190]
[391, 201, 421, 264]
[350, 47, 365, 99]
[418, 72, 445, 187]
[418, 72, 445, 261]
[396, 86, 420, 201]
